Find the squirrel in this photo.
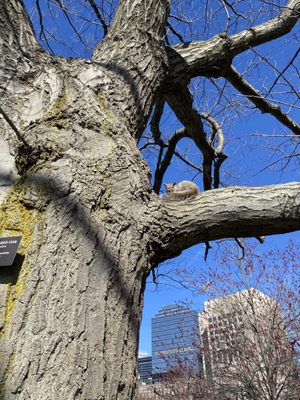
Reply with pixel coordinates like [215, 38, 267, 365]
[163, 180, 200, 201]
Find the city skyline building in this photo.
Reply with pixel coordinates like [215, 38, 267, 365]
[138, 354, 152, 385]
[138, 289, 298, 398]
[198, 288, 298, 398]
[151, 304, 201, 379]
[199, 288, 279, 379]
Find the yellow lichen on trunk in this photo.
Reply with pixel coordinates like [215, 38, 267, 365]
[0, 186, 42, 334]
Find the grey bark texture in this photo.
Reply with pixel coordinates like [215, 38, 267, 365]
[0, 0, 300, 399]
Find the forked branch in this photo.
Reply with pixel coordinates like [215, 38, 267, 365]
[165, 85, 227, 190]
[167, 0, 300, 83]
[201, 112, 225, 155]
[153, 128, 189, 194]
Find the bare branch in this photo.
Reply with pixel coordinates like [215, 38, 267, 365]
[167, 0, 300, 83]
[36, 0, 54, 54]
[0, 105, 31, 149]
[250, 47, 300, 100]
[167, 22, 185, 43]
[54, 0, 90, 50]
[169, 14, 192, 24]
[235, 237, 246, 259]
[220, 0, 246, 20]
[267, 46, 300, 95]
[204, 240, 212, 261]
[173, 151, 203, 173]
[154, 182, 300, 263]
[201, 112, 225, 155]
[87, 0, 108, 37]
[213, 152, 228, 189]
[153, 128, 188, 194]
[199, 112, 227, 189]
[225, 65, 300, 136]
[150, 97, 165, 143]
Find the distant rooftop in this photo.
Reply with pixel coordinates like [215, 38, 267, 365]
[138, 351, 150, 358]
[203, 288, 274, 309]
[153, 304, 194, 318]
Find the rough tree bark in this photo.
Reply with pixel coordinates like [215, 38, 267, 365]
[0, 1, 300, 399]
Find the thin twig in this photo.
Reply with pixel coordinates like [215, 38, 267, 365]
[87, 0, 108, 37]
[36, 0, 54, 54]
[0, 105, 31, 149]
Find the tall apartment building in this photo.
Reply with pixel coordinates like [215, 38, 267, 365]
[198, 288, 297, 398]
[151, 304, 201, 379]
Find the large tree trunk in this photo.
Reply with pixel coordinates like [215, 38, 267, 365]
[0, 2, 167, 398]
[0, 163, 150, 400]
[0, 66, 157, 400]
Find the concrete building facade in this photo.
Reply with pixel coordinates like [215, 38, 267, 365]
[198, 288, 297, 398]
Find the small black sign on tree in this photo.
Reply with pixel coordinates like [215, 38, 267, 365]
[0, 237, 22, 267]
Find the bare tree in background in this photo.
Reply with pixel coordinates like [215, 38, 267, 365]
[1, 1, 300, 399]
[171, 241, 300, 399]
[142, 369, 211, 400]
[137, 372, 210, 400]
[200, 289, 299, 399]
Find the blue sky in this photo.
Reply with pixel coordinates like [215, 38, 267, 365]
[23, 0, 300, 357]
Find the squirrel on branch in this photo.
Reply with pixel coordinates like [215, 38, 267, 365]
[162, 180, 200, 201]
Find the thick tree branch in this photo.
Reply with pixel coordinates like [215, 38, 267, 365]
[0, 1, 49, 163]
[225, 65, 300, 135]
[91, 0, 170, 138]
[165, 85, 228, 190]
[153, 182, 300, 263]
[153, 128, 188, 194]
[229, 0, 300, 55]
[0, 0, 42, 61]
[165, 85, 214, 190]
[167, 0, 300, 84]
[0, 0, 46, 109]
[93, 0, 169, 60]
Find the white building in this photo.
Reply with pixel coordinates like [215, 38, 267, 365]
[198, 289, 296, 398]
